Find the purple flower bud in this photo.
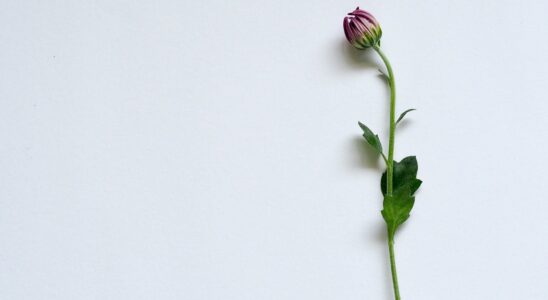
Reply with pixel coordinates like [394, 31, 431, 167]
[343, 7, 382, 50]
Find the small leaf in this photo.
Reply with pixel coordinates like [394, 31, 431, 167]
[358, 122, 384, 156]
[396, 109, 416, 125]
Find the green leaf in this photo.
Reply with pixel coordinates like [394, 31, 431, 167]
[381, 184, 415, 236]
[396, 109, 416, 125]
[358, 122, 384, 157]
[380, 156, 421, 196]
[380, 156, 422, 235]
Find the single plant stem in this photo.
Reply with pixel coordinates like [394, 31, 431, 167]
[373, 45, 400, 300]
[373, 45, 396, 196]
[388, 233, 401, 300]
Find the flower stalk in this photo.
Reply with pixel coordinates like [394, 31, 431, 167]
[344, 7, 422, 300]
[372, 45, 396, 197]
[374, 44, 401, 300]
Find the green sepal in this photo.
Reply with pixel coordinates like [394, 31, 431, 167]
[358, 122, 384, 157]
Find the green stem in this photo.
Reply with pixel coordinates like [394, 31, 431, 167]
[373, 45, 396, 196]
[373, 45, 400, 300]
[388, 233, 401, 300]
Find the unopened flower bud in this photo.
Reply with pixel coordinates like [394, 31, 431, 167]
[343, 7, 382, 50]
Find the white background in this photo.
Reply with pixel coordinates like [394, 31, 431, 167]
[1, 0, 547, 299]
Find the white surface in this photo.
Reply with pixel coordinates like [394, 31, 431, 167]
[1, 0, 547, 299]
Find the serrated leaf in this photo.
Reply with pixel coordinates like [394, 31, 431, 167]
[381, 156, 421, 196]
[396, 109, 416, 125]
[381, 184, 415, 236]
[380, 156, 422, 236]
[358, 122, 384, 156]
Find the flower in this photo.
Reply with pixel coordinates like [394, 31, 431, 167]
[343, 7, 382, 50]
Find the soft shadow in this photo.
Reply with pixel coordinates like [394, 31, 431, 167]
[352, 134, 392, 299]
[373, 222, 394, 300]
[339, 37, 393, 170]
[352, 136, 382, 170]
[340, 39, 378, 70]
[395, 118, 414, 132]
[338, 39, 390, 88]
